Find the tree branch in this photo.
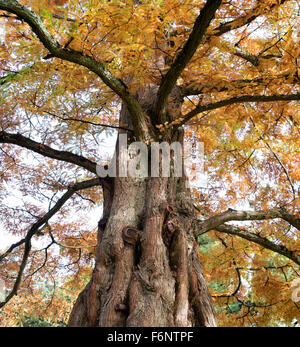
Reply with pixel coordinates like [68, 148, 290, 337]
[0, 177, 101, 309]
[207, 1, 290, 72]
[154, 0, 222, 123]
[0, 64, 37, 86]
[42, 111, 133, 132]
[214, 223, 300, 266]
[48, 228, 97, 250]
[170, 1, 289, 70]
[180, 93, 300, 125]
[194, 208, 300, 265]
[196, 208, 300, 235]
[210, 0, 288, 37]
[0, 130, 98, 174]
[231, 45, 284, 67]
[220, 39, 286, 67]
[0, 238, 26, 262]
[0, 0, 149, 141]
[228, 44, 260, 66]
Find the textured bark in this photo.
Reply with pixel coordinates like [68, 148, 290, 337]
[68, 174, 217, 327]
[68, 88, 217, 327]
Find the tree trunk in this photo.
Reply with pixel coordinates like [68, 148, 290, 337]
[68, 87, 217, 327]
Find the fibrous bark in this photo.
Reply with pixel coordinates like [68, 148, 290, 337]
[68, 90, 217, 327]
[68, 174, 217, 327]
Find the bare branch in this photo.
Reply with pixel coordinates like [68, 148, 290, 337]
[0, 130, 98, 174]
[28, 241, 54, 277]
[51, 13, 77, 23]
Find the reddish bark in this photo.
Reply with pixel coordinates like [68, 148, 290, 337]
[68, 90, 217, 327]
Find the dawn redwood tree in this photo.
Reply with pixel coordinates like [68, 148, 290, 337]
[0, 0, 299, 327]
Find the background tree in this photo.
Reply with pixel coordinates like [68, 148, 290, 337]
[0, 0, 299, 327]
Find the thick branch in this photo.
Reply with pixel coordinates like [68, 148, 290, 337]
[229, 45, 260, 66]
[155, 0, 222, 122]
[171, 1, 289, 70]
[0, 0, 149, 140]
[0, 177, 101, 309]
[180, 93, 300, 125]
[196, 208, 300, 235]
[194, 208, 300, 265]
[0, 238, 26, 262]
[170, 1, 289, 68]
[224, 41, 284, 67]
[215, 224, 300, 266]
[0, 70, 21, 85]
[171, 1, 288, 46]
[0, 130, 97, 174]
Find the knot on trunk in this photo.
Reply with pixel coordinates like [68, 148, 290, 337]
[122, 227, 141, 246]
[162, 219, 178, 246]
[115, 303, 128, 313]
